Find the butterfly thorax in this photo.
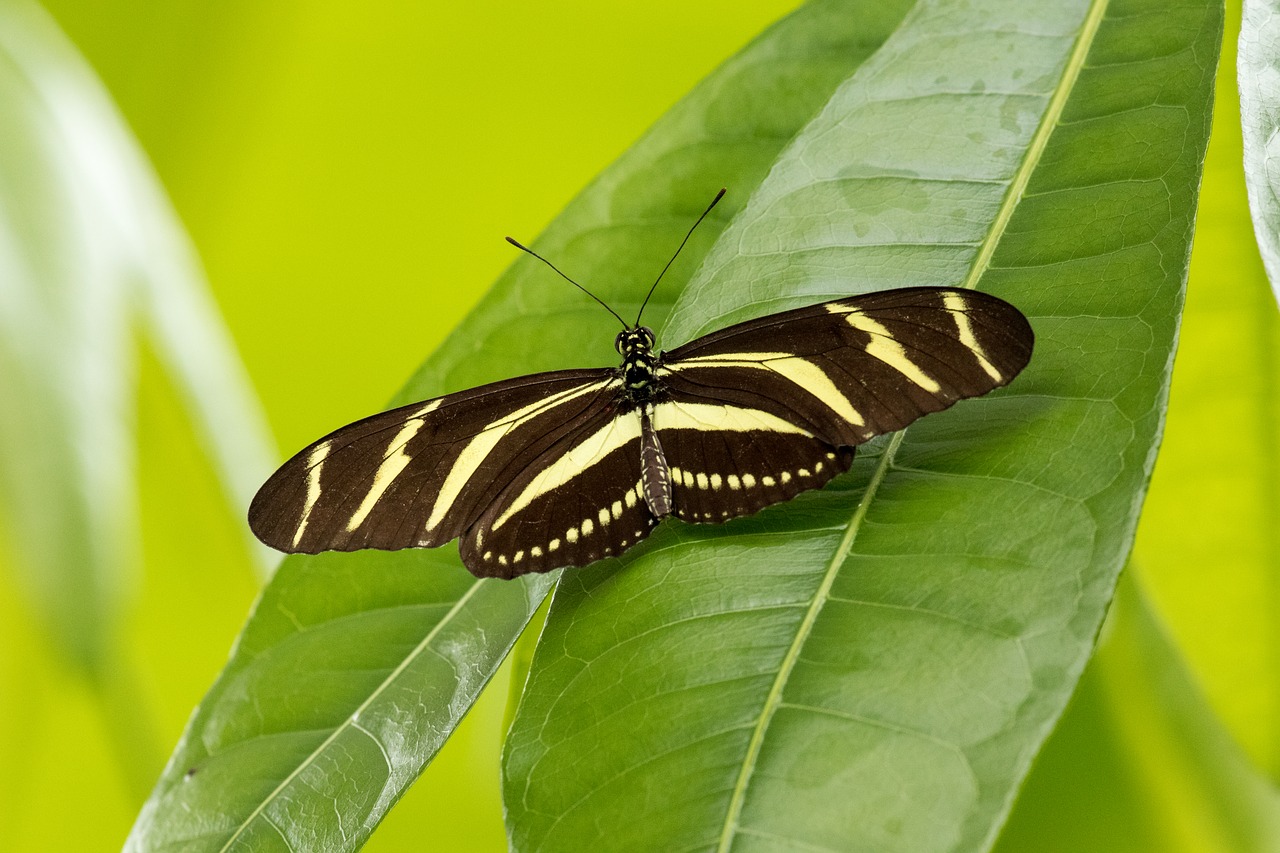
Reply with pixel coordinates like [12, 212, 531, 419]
[615, 326, 662, 402]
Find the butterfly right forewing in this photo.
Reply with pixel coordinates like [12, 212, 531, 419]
[662, 286, 1033, 441]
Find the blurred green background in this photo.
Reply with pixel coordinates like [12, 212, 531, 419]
[0, 1, 1275, 850]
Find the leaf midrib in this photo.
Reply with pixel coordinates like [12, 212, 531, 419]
[711, 0, 1110, 847]
[217, 579, 487, 852]
[714, 430, 906, 853]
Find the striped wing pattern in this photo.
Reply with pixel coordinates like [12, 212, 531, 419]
[662, 287, 1032, 438]
[460, 405, 658, 578]
[250, 287, 1033, 578]
[249, 370, 619, 555]
[652, 286, 1031, 527]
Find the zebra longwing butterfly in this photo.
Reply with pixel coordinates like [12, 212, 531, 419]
[249, 191, 1034, 579]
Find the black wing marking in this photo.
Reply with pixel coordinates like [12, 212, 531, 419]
[248, 369, 619, 556]
[459, 402, 659, 579]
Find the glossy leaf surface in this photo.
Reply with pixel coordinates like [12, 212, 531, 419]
[504, 0, 1223, 851]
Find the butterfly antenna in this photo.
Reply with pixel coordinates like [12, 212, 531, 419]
[505, 236, 628, 329]
[635, 187, 726, 327]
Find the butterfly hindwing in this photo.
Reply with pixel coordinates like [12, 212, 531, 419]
[650, 398, 856, 523]
[248, 369, 619, 555]
[459, 403, 659, 579]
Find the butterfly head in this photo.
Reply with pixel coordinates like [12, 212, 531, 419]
[617, 326, 659, 399]
[614, 326, 656, 356]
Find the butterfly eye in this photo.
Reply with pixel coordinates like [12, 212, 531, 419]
[614, 333, 626, 354]
[640, 327, 655, 348]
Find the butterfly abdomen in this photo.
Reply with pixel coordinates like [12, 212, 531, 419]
[638, 405, 673, 518]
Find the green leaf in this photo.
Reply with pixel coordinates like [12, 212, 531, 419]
[1241, 0, 1280, 303]
[995, 571, 1280, 853]
[503, 0, 1223, 851]
[126, 1, 915, 849]
[0, 0, 274, 672]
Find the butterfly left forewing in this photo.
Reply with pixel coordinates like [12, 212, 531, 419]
[249, 369, 619, 555]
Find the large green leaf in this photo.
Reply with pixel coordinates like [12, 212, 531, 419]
[504, 0, 1222, 851]
[995, 7, 1280, 833]
[125, 2, 915, 849]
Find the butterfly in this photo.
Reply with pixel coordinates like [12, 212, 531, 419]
[249, 190, 1034, 579]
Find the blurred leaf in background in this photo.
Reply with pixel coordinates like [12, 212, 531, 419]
[0, 0, 276, 671]
[1241, 0, 1280, 305]
[0, 0, 275, 841]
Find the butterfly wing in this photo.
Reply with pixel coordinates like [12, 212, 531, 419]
[649, 397, 856, 523]
[249, 369, 621, 556]
[459, 402, 660, 579]
[655, 286, 1032, 521]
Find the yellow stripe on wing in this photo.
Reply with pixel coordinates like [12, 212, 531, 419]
[345, 400, 442, 533]
[829, 304, 942, 393]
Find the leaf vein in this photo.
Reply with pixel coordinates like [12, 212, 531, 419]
[822, 596, 1016, 639]
[215, 580, 486, 852]
[715, 431, 906, 852]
